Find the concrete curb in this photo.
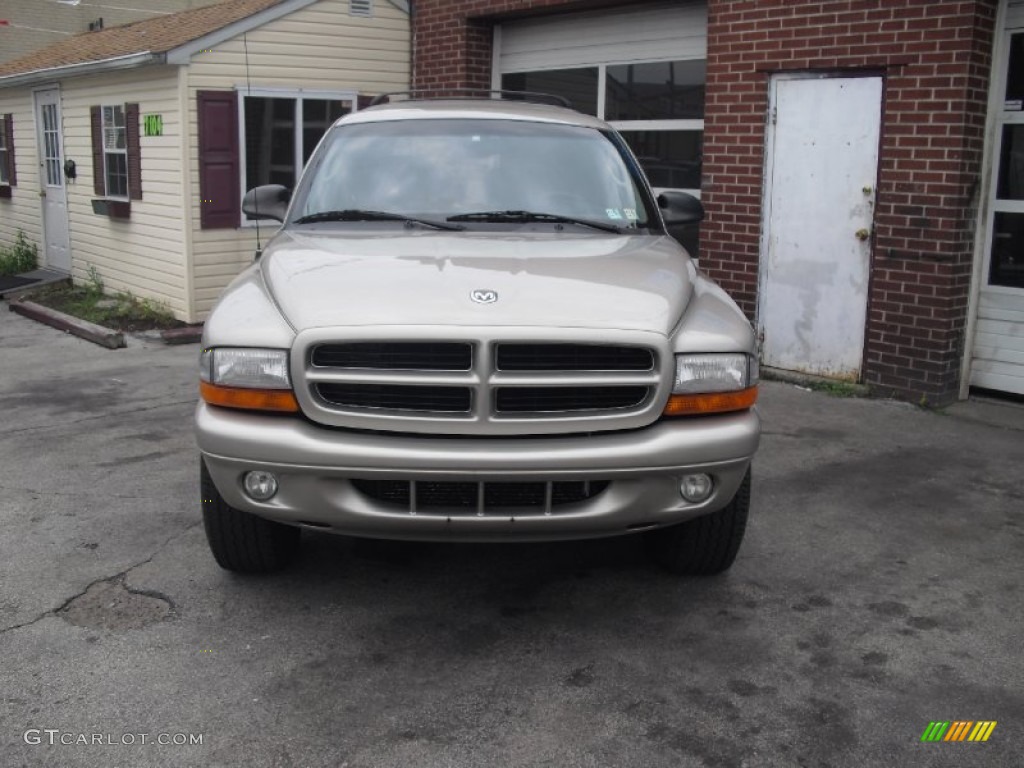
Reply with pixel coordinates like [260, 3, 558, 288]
[161, 325, 204, 345]
[9, 299, 126, 349]
[761, 366, 871, 396]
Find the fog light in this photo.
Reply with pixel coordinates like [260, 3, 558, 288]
[243, 470, 278, 501]
[680, 474, 713, 503]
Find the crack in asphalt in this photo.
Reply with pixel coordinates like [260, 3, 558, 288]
[0, 521, 202, 636]
[1, 398, 197, 437]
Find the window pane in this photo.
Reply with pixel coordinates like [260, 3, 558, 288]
[501, 69, 599, 116]
[245, 96, 296, 191]
[1005, 33, 1024, 108]
[302, 99, 351, 165]
[606, 60, 706, 121]
[990, 212, 1024, 288]
[302, 119, 652, 227]
[998, 125, 1024, 199]
[0, 149, 7, 184]
[106, 152, 127, 197]
[619, 130, 702, 190]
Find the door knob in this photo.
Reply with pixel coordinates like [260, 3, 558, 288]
[855, 228, 871, 241]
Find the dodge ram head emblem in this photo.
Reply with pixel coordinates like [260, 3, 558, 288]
[470, 289, 498, 304]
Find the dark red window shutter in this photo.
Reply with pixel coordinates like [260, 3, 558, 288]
[197, 90, 240, 229]
[125, 103, 142, 200]
[90, 106, 104, 195]
[3, 114, 15, 186]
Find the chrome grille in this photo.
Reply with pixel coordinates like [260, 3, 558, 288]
[312, 342, 472, 371]
[495, 386, 649, 413]
[351, 479, 610, 515]
[496, 343, 654, 371]
[316, 383, 472, 412]
[294, 329, 669, 435]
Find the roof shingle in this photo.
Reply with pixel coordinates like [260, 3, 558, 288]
[0, 0, 284, 78]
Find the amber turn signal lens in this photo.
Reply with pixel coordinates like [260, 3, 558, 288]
[200, 381, 300, 413]
[663, 386, 758, 417]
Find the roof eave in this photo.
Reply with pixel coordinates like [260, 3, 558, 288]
[0, 51, 166, 88]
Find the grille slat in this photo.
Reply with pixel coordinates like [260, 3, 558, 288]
[313, 342, 472, 371]
[351, 479, 610, 513]
[497, 343, 654, 371]
[496, 386, 649, 413]
[316, 383, 471, 412]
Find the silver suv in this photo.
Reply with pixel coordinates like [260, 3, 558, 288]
[196, 97, 760, 575]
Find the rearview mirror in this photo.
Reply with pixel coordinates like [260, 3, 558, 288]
[242, 184, 291, 223]
[658, 191, 705, 227]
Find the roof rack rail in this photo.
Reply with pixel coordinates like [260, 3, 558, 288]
[368, 88, 572, 109]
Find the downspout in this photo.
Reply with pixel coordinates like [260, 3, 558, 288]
[408, 0, 416, 91]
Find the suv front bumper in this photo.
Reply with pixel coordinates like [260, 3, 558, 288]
[196, 402, 760, 542]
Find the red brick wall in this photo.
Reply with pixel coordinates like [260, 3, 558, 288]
[414, 0, 999, 405]
[703, 0, 997, 404]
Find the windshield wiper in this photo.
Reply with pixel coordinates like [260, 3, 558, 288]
[447, 210, 625, 234]
[293, 209, 464, 231]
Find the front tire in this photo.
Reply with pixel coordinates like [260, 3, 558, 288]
[646, 469, 751, 575]
[201, 460, 300, 573]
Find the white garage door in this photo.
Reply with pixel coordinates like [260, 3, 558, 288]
[969, 9, 1024, 395]
[496, 2, 707, 73]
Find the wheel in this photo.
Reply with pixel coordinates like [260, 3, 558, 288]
[646, 469, 751, 575]
[201, 459, 300, 573]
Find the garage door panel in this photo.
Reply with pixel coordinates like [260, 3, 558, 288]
[499, 2, 707, 72]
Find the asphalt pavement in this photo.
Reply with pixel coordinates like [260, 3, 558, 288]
[0, 308, 1021, 768]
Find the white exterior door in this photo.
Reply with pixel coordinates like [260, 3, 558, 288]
[758, 75, 883, 380]
[34, 88, 71, 272]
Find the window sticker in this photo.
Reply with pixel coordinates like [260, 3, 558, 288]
[606, 208, 624, 220]
[623, 208, 638, 221]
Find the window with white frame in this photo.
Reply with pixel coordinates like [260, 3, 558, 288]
[240, 90, 355, 220]
[502, 59, 706, 194]
[503, 59, 705, 255]
[102, 104, 128, 198]
[0, 116, 8, 185]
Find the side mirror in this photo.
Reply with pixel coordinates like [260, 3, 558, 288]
[242, 184, 291, 223]
[658, 190, 705, 227]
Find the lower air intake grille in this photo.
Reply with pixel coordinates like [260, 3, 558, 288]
[351, 479, 610, 514]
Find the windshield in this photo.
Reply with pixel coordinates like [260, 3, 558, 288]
[295, 119, 654, 229]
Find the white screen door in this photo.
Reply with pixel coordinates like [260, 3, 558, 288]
[34, 88, 71, 272]
[758, 75, 882, 380]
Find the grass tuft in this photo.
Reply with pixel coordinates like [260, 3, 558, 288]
[0, 231, 39, 276]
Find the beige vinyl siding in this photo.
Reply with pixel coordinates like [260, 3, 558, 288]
[58, 67, 188, 317]
[0, 87, 43, 258]
[186, 0, 410, 319]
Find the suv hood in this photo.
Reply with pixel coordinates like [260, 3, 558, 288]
[261, 230, 694, 335]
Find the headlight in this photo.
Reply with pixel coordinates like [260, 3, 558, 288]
[664, 353, 758, 417]
[673, 353, 756, 393]
[200, 348, 291, 389]
[199, 348, 298, 413]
